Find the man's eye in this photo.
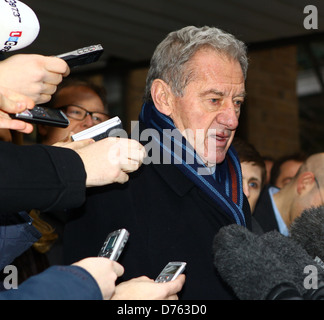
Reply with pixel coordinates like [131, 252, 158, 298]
[234, 100, 243, 106]
[249, 182, 259, 189]
[210, 98, 219, 103]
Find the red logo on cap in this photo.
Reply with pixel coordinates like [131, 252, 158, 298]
[10, 31, 22, 37]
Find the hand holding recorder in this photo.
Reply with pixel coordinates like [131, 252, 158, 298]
[97, 229, 186, 300]
[0, 54, 70, 105]
[111, 275, 186, 300]
[72, 257, 124, 300]
[75, 137, 146, 186]
[0, 86, 35, 133]
[7, 44, 103, 128]
[0, 45, 102, 106]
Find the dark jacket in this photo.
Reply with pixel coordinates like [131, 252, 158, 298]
[64, 159, 252, 300]
[0, 211, 41, 270]
[0, 265, 101, 300]
[0, 142, 102, 300]
[0, 142, 86, 215]
[253, 185, 280, 233]
[0, 142, 86, 270]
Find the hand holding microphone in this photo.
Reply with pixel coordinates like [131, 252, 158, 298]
[0, 0, 70, 104]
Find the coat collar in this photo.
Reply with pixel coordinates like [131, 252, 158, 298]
[151, 163, 196, 197]
[136, 120, 195, 197]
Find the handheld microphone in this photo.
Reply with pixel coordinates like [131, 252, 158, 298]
[0, 0, 40, 52]
[289, 205, 324, 263]
[213, 224, 303, 300]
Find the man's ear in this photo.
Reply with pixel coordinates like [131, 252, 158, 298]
[150, 79, 173, 116]
[296, 171, 315, 195]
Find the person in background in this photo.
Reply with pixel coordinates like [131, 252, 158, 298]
[37, 78, 110, 145]
[232, 137, 266, 213]
[270, 152, 307, 189]
[253, 153, 324, 236]
[262, 156, 274, 186]
[232, 138, 265, 235]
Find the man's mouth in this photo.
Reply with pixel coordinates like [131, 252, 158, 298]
[209, 131, 230, 147]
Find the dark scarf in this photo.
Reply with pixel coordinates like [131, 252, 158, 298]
[139, 101, 246, 226]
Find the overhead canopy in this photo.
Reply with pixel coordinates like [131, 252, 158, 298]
[15, 0, 324, 66]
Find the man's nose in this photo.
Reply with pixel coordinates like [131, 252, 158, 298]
[215, 102, 239, 130]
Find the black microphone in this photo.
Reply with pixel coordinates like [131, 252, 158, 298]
[260, 230, 324, 300]
[289, 205, 324, 264]
[213, 224, 303, 300]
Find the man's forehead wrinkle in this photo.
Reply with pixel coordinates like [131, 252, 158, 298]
[199, 89, 246, 98]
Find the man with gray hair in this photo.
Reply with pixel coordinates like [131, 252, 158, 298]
[64, 26, 252, 299]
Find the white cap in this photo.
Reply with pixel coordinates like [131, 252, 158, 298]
[0, 0, 40, 52]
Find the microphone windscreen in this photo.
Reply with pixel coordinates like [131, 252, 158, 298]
[0, 0, 40, 52]
[289, 205, 324, 262]
[213, 224, 299, 300]
[260, 230, 324, 296]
